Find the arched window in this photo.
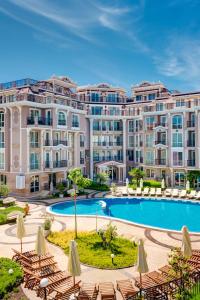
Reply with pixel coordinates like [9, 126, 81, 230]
[172, 115, 182, 129]
[58, 112, 66, 126]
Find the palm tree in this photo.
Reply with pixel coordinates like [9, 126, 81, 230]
[128, 168, 145, 186]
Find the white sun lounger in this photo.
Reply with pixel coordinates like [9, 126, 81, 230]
[156, 188, 162, 196]
[143, 187, 149, 196]
[179, 190, 187, 198]
[172, 189, 179, 197]
[165, 189, 172, 197]
[136, 188, 142, 196]
[195, 191, 200, 200]
[188, 190, 197, 199]
[128, 188, 135, 196]
[149, 188, 156, 196]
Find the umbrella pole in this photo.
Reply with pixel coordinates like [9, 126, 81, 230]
[39, 255, 41, 268]
[21, 239, 22, 253]
[73, 275, 75, 296]
[140, 272, 142, 299]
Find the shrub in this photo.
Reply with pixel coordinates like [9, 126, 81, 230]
[143, 180, 161, 188]
[0, 185, 10, 197]
[43, 218, 52, 230]
[0, 258, 23, 299]
[87, 181, 109, 191]
[0, 206, 24, 225]
[56, 182, 65, 194]
[98, 222, 118, 249]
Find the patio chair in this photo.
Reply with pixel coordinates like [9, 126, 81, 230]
[99, 282, 116, 300]
[165, 189, 172, 197]
[122, 188, 129, 196]
[156, 188, 162, 197]
[135, 188, 142, 196]
[12, 249, 54, 263]
[179, 190, 187, 198]
[143, 187, 149, 196]
[128, 188, 135, 196]
[188, 190, 197, 199]
[116, 279, 139, 300]
[171, 189, 179, 197]
[149, 188, 156, 196]
[195, 191, 200, 200]
[77, 283, 98, 300]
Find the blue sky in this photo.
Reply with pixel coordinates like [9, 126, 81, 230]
[0, 0, 200, 93]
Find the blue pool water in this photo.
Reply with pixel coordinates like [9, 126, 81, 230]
[49, 198, 200, 233]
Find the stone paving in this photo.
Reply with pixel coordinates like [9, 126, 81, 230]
[1, 194, 200, 299]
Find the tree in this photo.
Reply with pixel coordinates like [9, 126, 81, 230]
[98, 222, 118, 249]
[0, 184, 10, 197]
[96, 172, 109, 185]
[128, 168, 145, 186]
[186, 171, 200, 188]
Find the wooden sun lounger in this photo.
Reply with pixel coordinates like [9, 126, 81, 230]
[52, 277, 81, 299]
[12, 248, 54, 264]
[78, 283, 98, 300]
[23, 265, 61, 284]
[19, 256, 57, 271]
[165, 189, 172, 197]
[116, 279, 138, 300]
[99, 282, 116, 300]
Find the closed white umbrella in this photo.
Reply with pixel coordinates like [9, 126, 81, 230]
[161, 179, 165, 190]
[68, 240, 81, 288]
[136, 239, 149, 296]
[35, 226, 47, 266]
[126, 178, 129, 187]
[181, 226, 192, 258]
[186, 180, 190, 191]
[139, 178, 143, 189]
[16, 214, 26, 253]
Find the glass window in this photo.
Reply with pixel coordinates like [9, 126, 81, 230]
[91, 106, 103, 115]
[173, 152, 183, 166]
[30, 153, 39, 170]
[136, 95, 142, 101]
[93, 120, 100, 130]
[172, 133, 183, 147]
[0, 152, 5, 169]
[145, 151, 154, 165]
[0, 132, 5, 148]
[156, 103, 164, 111]
[176, 99, 185, 107]
[80, 134, 84, 147]
[113, 121, 121, 131]
[128, 136, 134, 147]
[91, 93, 99, 102]
[30, 175, 39, 192]
[174, 172, 185, 186]
[30, 131, 39, 148]
[0, 174, 6, 184]
[0, 112, 4, 127]
[107, 94, 117, 102]
[58, 112, 66, 126]
[172, 115, 182, 129]
[128, 121, 134, 132]
[80, 151, 84, 164]
[72, 114, 79, 127]
[148, 93, 156, 100]
[146, 133, 154, 147]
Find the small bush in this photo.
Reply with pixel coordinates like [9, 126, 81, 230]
[0, 257, 23, 299]
[143, 180, 161, 188]
[0, 206, 24, 225]
[87, 181, 109, 191]
[0, 185, 10, 197]
[43, 218, 52, 230]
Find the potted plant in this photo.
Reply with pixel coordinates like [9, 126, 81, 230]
[24, 203, 30, 216]
[56, 182, 65, 198]
[43, 218, 52, 237]
[111, 183, 117, 196]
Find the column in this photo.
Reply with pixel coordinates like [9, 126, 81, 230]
[122, 119, 126, 182]
[74, 132, 78, 167]
[27, 129, 30, 173]
[89, 118, 94, 179]
[41, 130, 44, 171]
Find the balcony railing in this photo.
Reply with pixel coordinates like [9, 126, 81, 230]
[53, 160, 68, 168]
[173, 160, 183, 166]
[172, 124, 182, 129]
[154, 122, 167, 127]
[187, 121, 195, 128]
[93, 142, 122, 147]
[93, 126, 123, 131]
[187, 140, 195, 147]
[80, 141, 85, 147]
[146, 125, 154, 130]
[187, 160, 196, 167]
[145, 161, 155, 165]
[58, 120, 66, 126]
[93, 156, 123, 162]
[155, 140, 167, 145]
[27, 116, 52, 126]
[155, 159, 166, 165]
[53, 140, 68, 146]
[72, 122, 79, 128]
[30, 163, 40, 170]
[80, 158, 84, 164]
[30, 142, 40, 148]
[44, 140, 51, 146]
[44, 161, 50, 168]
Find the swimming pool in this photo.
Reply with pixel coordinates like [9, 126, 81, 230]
[48, 198, 200, 233]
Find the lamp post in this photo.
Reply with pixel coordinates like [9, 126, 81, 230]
[111, 253, 115, 264]
[8, 268, 14, 275]
[40, 278, 49, 300]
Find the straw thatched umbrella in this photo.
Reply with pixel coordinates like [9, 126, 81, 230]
[136, 239, 149, 297]
[16, 214, 26, 253]
[181, 226, 192, 258]
[139, 178, 143, 189]
[68, 240, 81, 290]
[161, 179, 165, 190]
[35, 226, 47, 267]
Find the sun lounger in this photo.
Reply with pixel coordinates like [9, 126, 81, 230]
[128, 188, 135, 196]
[165, 189, 172, 197]
[7, 210, 24, 222]
[143, 187, 149, 196]
[171, 189, 179, 197]
[99, 282, 116, 300]
[52, 277, 81, 300]
[149, 188, 156, 196]
[156, 188, 162, 196]
[122, 188, 128, 196]
[78, 283, 98, 300]
[195, 191, 200, 200]
[116, 279, 138, 300]
[188, 190, 197, 199]
[179, 190, 187, 198]
[135, 188, 142, 196]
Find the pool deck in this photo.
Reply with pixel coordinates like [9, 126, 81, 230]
[1, 192, 200, 299]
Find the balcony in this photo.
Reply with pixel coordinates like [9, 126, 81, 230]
[53, 140, 68, 146]
[30, 163, 40, 170]
[187, 140, 195, 147]
[80, 141, 85, 147]
[187, 121, 195, 128]
[155, 159, 166, 165]
[44, 140, 51, 146]
[72, 122, 79, 128]
[53, 160, 68, 168]
[155, 140, 167, 145]
[93, 156, 123, 162]
[44, 161, 50, 168]
[173, 160, 183, 166]
[172, 124, 182, 129]
[93, 142, 122, 147]
[80, 158, 84, 164]
[27, 116, 52, 126]
[146, 125, 154, 131]
[187, 160, 196, 167]
[154, 122, 167, 128]
[30, 142, 40, 148]
[58, 120, 66, 126]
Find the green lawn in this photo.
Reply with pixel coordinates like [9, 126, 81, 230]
[0, 206, 24, 225]
[48, 231, 137, 269]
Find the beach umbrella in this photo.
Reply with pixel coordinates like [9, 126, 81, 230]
[139, 178, 143, 189]
[68, 240, 81, 289]
[136, 239, 149, 297]
[16, 214, 26, 253]
[186, 180, 190, 191]
[126, 178, 129, 187]
[35, 226, 47, 266]
[161, 179, 165, 190]
[181, 226, 192, 258]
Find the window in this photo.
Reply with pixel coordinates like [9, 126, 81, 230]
[30, 175, 39, 192]
[173, 152, 183, 166]
[91, 106, 103, 115]
[107, 94, 117, 102]
[0, 112, 4, 127]
[156, 103, 164, 111]
[113, 121, 121, 131]
[91, 93, 99, 102]
[174, 172, 185, 186]
[176, 99, 185, 107]
[146, 169, 154, 178]
[127, 150, 134, 161]
[80, 151, 84, 164]
[128, 136, 134, 147]
[172, 133, 183, 147]
[72, 114, 79, 127]
[0, 174, 6, 184]
[93, 120, 100, 130]
[30, 153, 40, 170]
[172, 115, 182, 129]
[58, 111, 66, 126]
[128, 121, 134, 132]
[136, 95, 142, 101]
[0, 132, 5, 148]
[146, 134, 154, 147]
[146, 117, 154, 130]
[45, 152, 50, 168]
[0, 152, 5, 169]
[145, 151, 154, 165]
[30, 131, 39, 148]
[148, 93, 156, 100]
[109, 107, 120, 115]
[80, 135, 84, 147]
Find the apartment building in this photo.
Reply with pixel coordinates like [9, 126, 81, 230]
[0, 76, 200, 195]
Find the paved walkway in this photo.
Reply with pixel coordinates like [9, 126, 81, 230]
[1, 194, 200, 299]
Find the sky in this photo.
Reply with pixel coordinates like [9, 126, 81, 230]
[0, 0, 200, 93]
